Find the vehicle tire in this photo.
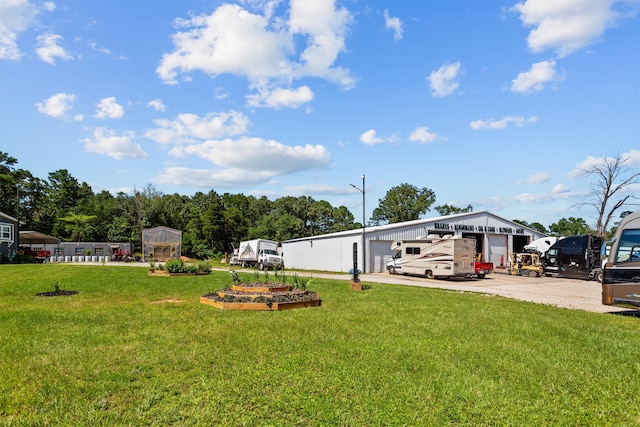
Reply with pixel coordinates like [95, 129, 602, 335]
[595, 271, 603, 282]
[528, 270, 538, 278]
[258, 262, 264, 270]
[425, 270, 434, 279]
[388, 266, 396, 275]
[477, 273, 485, 279]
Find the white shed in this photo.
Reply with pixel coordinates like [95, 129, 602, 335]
[282, 210, 547, 273]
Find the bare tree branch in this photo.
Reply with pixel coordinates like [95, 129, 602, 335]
[576, 152, 640, 236]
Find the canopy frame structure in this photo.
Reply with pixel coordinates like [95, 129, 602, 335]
[19, 231, 60, 246]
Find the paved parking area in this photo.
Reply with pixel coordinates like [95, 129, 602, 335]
[320, 270, 633, 315]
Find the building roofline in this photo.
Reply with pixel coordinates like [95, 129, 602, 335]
[283, 210, 546, 243]
[0, 211, 18, 222]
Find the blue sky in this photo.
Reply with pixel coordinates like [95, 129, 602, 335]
[1, 0, 639, 229]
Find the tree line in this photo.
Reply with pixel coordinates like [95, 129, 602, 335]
[2, 151, 637, 258]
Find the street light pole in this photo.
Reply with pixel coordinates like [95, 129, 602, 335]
[16, 184, 20, 229]
[16, 184, 20, 250]
[350, 174, 366, 274]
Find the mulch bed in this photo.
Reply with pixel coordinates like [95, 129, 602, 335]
[36, 289, 79, 297]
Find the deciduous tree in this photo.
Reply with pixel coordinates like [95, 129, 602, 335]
[548, 217, 593, 237]
[371, 183, 436, 224]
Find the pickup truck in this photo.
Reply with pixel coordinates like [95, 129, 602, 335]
[473, 261, 494, 279]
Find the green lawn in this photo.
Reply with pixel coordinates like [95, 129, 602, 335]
[1, 264, 639, 426]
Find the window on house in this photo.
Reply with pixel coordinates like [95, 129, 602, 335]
[53, 248, 63, 255]
[0, 224, 12, 241]
[75, 247, 84, 255]
[95, 248, 104, 255]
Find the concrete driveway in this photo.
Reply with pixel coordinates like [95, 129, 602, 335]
[314, 269, 635, 315]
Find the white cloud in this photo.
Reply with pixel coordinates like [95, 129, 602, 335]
[360, 129, 385, 145]
[82, 127, 148, 160]
[156, 0, 355, 109]
[512, 0, 638, 57]
[145, 110, 250, 144]
[155, 136, 331, 188]
[214, 87, 229, 100]
[469, 115, 538, 130]
[289, 0, 354, 85]
[88, 40, 111, 55]
[147, 99, 166, 112]
[552, 183, 571, 194]
[43, 2, 55, 12]
[179, 137, 330, 172]
[246, 85, 314, 108]
[155, 167, 274, 188]
[0, 0, 37, 60]
[511, 60, 563, 94]
[568, 149, 640, 177]
[427, 62, 461, 97]
[94, 97, 124, 119]
[524, 172, 550, 184]
[408, 126, 438, 143]
[35, 92, 77, 118]
[384, 9, 403, 41]
[36, 33, 73, 64]
[285, 183, 350, 196]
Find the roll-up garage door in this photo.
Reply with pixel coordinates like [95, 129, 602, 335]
[369, 241, 394, 273]
[487, 234, 507, 268]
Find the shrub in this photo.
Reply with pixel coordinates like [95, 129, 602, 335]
[195, 261, 211, 273]
[165, 258, 185, 273]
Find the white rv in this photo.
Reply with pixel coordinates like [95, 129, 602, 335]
[386, 235, 476, 279]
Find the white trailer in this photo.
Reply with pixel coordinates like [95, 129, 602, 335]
[238, 239, 284, 270]
[386, 235, 476, 279]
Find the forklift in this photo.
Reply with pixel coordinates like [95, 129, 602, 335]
[509, 252, 543, 277]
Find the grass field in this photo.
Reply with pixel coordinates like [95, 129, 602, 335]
[1, 264, 639, 426]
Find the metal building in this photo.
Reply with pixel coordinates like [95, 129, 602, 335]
[282, 211, 547, 273]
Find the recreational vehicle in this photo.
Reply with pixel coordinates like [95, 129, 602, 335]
[386, 235, 476, 279]
[602, 210, 640, 308]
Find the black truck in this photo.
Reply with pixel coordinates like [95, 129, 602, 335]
[543, 235, 604, 282]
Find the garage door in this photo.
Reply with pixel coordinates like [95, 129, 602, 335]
[369, 240, 394, 273]
[487, 234, 507, 268]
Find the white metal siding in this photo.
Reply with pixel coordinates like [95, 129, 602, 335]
[282, 235, 361, 273]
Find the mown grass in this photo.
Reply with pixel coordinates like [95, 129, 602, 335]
[1, 264, 639, 426]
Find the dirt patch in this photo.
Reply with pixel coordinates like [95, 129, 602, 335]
[149, 299, 184, 304]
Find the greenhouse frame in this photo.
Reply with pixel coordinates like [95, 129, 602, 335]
[142, 226, 182, 262]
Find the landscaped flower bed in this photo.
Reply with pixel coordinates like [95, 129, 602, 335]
[201, 270, 321, 311]
[36, 282, 78, 297]
[149, 258, 211, 276]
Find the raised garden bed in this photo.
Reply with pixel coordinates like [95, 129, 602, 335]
[201, 283, 321, 311]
